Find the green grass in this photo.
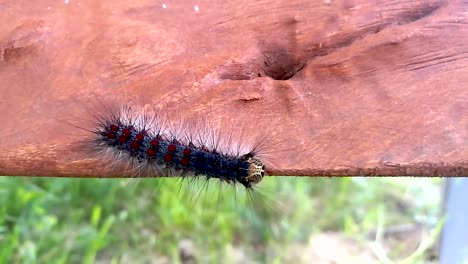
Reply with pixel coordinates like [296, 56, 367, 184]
[0, 176, 442, 263]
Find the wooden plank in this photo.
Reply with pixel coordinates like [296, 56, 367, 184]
[0, 0, 466, 177]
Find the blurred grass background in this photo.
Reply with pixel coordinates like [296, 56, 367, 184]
[0, 177, 442, 264]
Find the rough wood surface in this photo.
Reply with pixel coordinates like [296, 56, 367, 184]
[0, 0, 467, 177]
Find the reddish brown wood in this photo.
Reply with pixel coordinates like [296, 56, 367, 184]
[0, 0, 467, 177]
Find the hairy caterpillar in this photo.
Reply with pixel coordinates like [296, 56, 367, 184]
[67, 95, 280, 197]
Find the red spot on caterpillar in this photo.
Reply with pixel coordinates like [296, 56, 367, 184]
[181, 156, 190, 167]
[135, 133, 144, 141]
[118, 135, 128, 143]
[110, 124, 119, 131]
[167, 144, 176, 152]
[183, 148, 191, 156]
[163, 153, 173, 162]
[150, 139, 159, 147]
[122, 128, 132, 136]
[130, 141, 140, 150]
[107, 131, 116, 139]
[147, 148, 156, 157]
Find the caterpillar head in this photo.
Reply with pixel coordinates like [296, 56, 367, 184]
[245, 157, 265, 186]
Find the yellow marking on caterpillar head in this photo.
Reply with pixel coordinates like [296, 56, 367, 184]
[245, 158, 265, 185]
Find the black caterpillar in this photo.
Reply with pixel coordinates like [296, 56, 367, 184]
[89, 104, 267, 189]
